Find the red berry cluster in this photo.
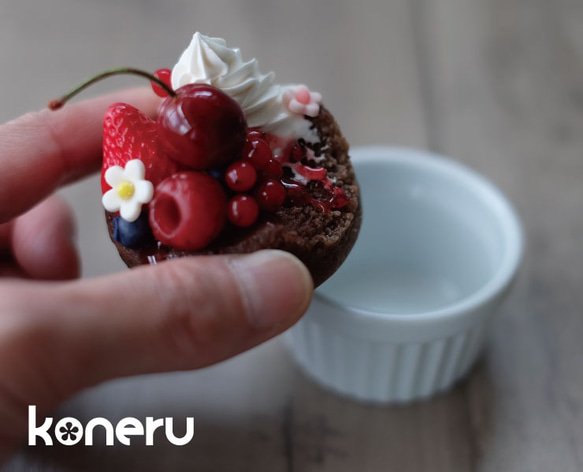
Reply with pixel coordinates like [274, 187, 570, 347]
[67, 66, 350, 252]
[52, 66, 351, 254]
[224, 129, 286, 227]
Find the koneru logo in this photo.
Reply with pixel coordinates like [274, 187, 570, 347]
[28, 405, 195, 446]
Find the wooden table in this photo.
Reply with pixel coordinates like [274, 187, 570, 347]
[2, 0, 583, 470]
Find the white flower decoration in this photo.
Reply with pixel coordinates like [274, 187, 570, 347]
[102, 159, 154, 222]
[282, 85, 322, 117]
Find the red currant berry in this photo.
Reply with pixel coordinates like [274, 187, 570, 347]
[289, 143, 306, 163]
[244, 138, 272, 170]
[262, 159, 283, 179]
[246, 129, 265, 141]
[227, 195, 259, 227]
[255, 179, 286, 212]
[149, 172, 226, 250]
[152, 68, 173, 97]
[225, 161, 257, 192]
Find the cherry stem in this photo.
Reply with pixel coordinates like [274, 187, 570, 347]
[48, 67, 177, 110]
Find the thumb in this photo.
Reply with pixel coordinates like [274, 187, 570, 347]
[0, 250, 312, 408]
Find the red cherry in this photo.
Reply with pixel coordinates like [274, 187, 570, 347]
[225, 161, 257, 192]
[149, 172, 226, 250]
[48, 70, 245, 170]
[227, 195, 259, 227]
[157, 84, 247, 170]
[152, 69, 172, 97]
[255, 179, 286, 212]
[244, 138, 272, 170]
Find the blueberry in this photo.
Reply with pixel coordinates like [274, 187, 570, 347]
[207, 168, 225, 182]
[112, 212, 155, 249]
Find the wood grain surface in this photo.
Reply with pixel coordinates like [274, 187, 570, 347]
[1, 0, 582, 470]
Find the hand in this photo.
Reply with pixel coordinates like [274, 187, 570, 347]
[0, 89, 313, 461]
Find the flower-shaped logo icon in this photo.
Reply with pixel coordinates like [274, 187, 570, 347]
[102, 159, 154, 222]
[59, 421, 80, 444]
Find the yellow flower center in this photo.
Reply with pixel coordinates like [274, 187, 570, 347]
[115, 181, 135, 200]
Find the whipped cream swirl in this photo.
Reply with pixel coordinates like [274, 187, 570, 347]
[171, 33, 315, 138]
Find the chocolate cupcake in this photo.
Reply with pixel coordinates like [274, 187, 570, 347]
[99, 33, 360, 286]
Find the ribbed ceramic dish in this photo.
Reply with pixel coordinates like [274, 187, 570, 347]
[285, 146, 523, 403]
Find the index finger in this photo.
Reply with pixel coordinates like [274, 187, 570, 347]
[0, 88, 160, 223]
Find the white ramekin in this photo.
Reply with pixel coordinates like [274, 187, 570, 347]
[285, 146, 523, 404]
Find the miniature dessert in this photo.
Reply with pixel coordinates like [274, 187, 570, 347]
[50, 33, 361, 286]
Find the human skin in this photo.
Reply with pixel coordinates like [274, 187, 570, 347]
[0, 89, 313, 460]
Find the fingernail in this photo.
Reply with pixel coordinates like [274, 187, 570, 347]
[229, 250, 313, 329]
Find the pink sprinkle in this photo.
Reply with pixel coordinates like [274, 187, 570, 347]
[296, 87, 311, 105]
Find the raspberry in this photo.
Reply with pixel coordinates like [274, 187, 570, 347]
[149, 172, 226, 250]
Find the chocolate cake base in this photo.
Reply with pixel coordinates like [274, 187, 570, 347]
[106, 106, 361, 287]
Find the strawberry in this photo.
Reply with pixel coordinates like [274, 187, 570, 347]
[101, 103, 183, 193]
